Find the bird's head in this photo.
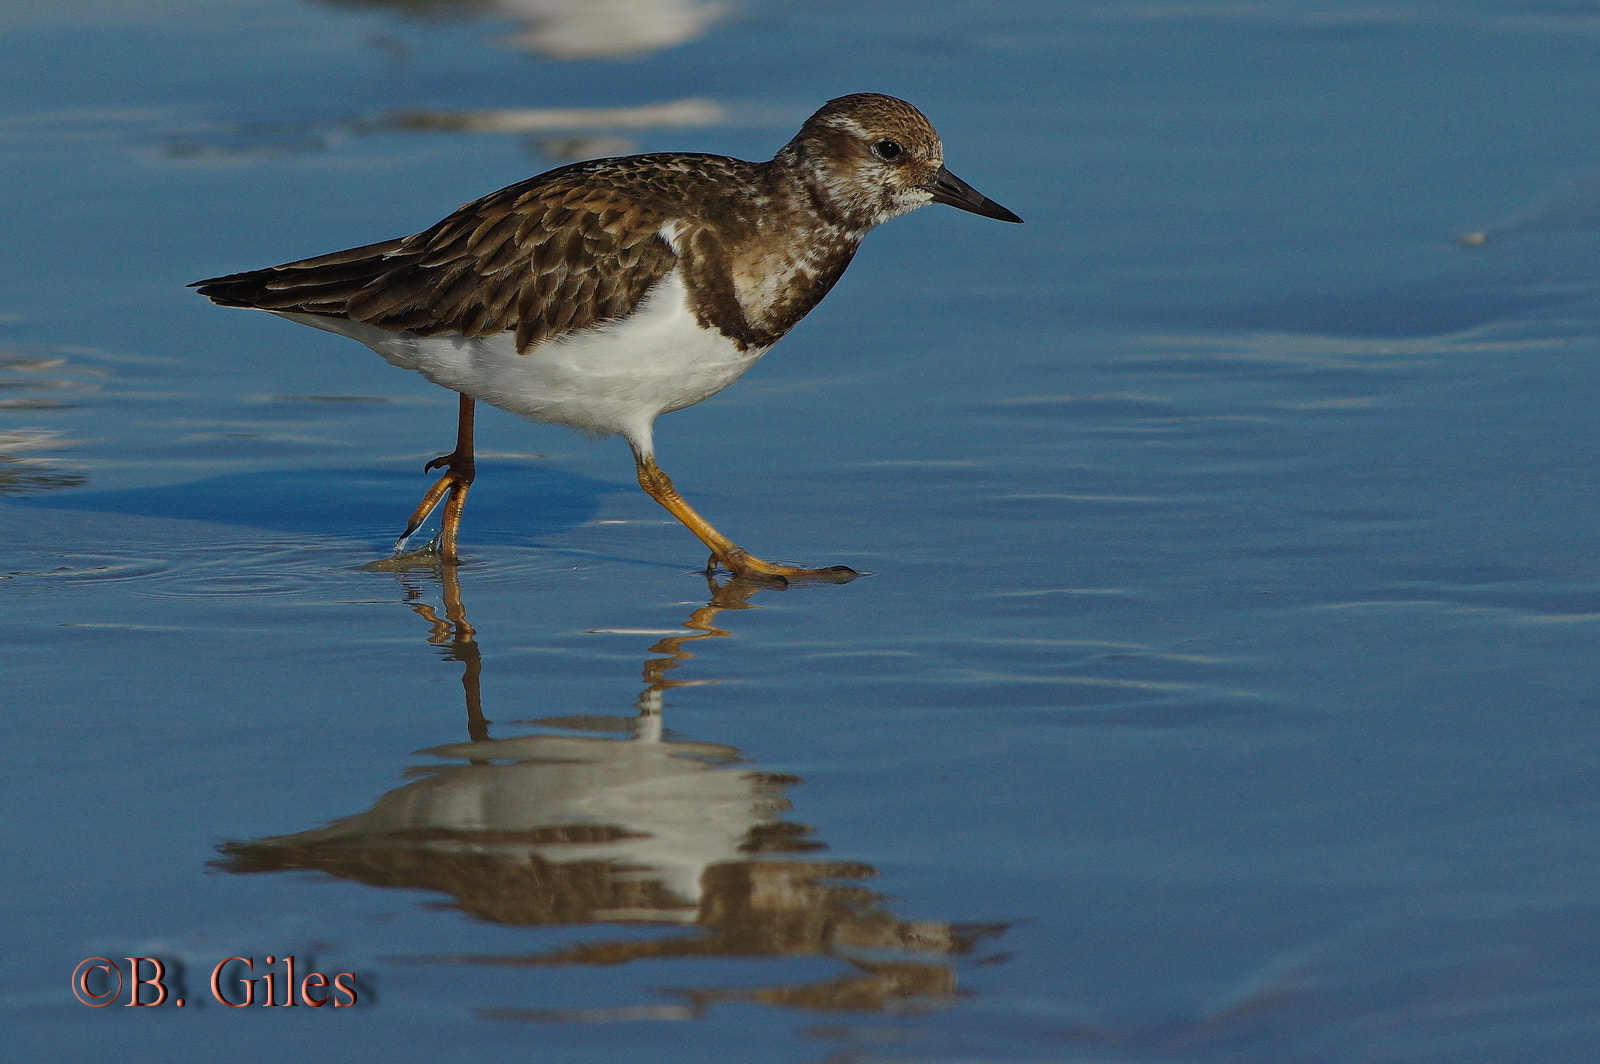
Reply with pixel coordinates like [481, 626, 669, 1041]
[778, 93, 1022, 232]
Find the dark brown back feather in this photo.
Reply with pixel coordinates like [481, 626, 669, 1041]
[190, 159, 694, 353]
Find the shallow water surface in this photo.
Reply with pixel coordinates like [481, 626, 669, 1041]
[5, 1, 1600, 1060]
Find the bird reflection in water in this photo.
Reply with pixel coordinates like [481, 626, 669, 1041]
[318, 0, 729, 61]
[168, 0, 731, 162]
[216, 566, 1005, 1018]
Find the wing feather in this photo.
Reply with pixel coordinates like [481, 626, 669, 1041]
[191, 166, 684, 353]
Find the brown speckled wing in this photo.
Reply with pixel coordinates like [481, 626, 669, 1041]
[192, 160, 689, 353]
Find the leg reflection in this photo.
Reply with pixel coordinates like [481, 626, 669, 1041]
[403, 563, 486, 743]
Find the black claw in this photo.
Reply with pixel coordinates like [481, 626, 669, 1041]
[424, 455, 450, 473]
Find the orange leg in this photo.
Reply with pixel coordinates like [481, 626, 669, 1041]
[393, 394, 476, 563]
[633, 451, 855, 585]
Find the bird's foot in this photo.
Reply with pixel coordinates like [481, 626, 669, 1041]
[391, 451, 475, 561]
[711, 549, 858, 587]
[424, 449, 473, 477]
[362, 546, 448, 572]
[389, 532, 444, 563]
[386, 532, 453, 565]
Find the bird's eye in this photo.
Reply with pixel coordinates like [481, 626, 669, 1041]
[872, 139, 904, 161]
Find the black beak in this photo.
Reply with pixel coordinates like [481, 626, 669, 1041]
[923, 166, 1023, 223]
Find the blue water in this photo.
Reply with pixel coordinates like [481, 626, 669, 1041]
[4, 1, 1600, 1060]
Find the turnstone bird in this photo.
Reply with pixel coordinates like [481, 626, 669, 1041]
[192, 92, 1021, 582]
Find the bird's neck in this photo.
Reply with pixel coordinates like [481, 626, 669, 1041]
[768, 142, 883, 235]
[690, 165, 857, 346]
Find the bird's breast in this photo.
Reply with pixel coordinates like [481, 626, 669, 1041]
[730, 230, 861, 342]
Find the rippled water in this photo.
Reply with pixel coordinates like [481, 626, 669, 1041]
[5, 1, 1600, 1060]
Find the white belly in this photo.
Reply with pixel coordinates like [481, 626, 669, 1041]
[278, 270, 766, 455]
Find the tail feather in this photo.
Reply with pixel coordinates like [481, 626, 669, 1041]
[189, 237, 409, 312]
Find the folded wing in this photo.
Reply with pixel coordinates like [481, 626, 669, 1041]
[192, 174, 680, 354]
